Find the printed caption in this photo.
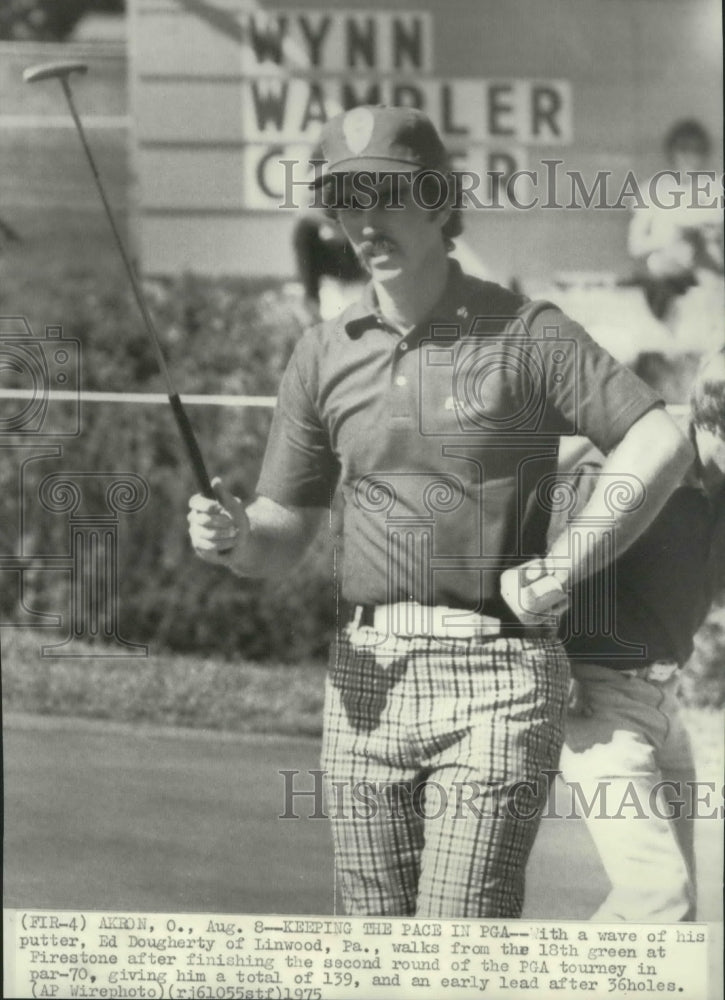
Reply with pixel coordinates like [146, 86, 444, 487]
[4, 910, 708, 1000]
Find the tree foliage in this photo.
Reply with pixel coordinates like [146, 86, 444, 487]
[1, 273, 337, 662]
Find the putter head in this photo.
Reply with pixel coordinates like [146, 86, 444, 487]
[23, 61, 89, 85]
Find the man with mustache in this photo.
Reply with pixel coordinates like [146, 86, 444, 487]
[188, 106, 693, 918]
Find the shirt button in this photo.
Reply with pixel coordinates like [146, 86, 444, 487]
[395, 375, 407, 387]
[399, 342, 408, 352]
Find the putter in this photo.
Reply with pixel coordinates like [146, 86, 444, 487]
[24, 60, 219, 504]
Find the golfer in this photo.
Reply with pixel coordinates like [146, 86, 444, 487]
[188, 106, 693, 918]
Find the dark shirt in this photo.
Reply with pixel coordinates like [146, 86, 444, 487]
[558, 461, 725, 666]
[256, 260, 663, 610]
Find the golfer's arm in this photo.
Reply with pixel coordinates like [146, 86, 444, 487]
[229, 495, 326, 577]
[547, 407, 694, 587]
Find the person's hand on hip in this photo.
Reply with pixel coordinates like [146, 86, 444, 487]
[500, 558, 569, 627]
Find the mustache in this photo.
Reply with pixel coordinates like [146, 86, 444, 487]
[358, 236, 398, 259]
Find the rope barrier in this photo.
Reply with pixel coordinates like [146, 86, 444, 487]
[0, 388, 689, 417]
[0, 388, 277, 408]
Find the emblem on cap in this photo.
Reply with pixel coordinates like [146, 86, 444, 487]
[342, 107, 376, 155]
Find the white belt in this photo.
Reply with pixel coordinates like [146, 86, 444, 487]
[353, 602, 505, 640]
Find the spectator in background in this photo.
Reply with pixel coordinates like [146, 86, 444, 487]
[628, 119, 724, 355]
[555, 346, 725, 922]
[292, 208, 366, 323]
[292, 144, 366, 323]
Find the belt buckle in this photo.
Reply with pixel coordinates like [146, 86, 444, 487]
[438, 607, 501, 640]
[365, 603, 503, 640]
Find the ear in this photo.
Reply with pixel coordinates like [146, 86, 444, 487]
[431, 178, 454, 231]
[434, 201, 453, 230]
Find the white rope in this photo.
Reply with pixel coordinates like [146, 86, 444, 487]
[0, 115, 129, 130]
[0, 389, 689, 418]
[0, 389, 277, 408]
[0, 389, 689, 417]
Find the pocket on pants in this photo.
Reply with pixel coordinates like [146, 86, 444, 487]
[328, 628, 409, 733]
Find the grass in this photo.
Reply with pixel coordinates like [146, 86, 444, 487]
[3, 628, 724, 779]
[1, 627, 327, 737]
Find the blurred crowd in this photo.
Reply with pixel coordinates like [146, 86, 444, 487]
[629, 119, 723, 357]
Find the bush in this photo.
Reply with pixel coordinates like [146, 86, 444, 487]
[0, 1, 124, 41]
[0, 272, 338, 662]
[1, 629, 326, 735]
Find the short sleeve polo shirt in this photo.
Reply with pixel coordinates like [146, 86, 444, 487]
[256, 260, 663, 612]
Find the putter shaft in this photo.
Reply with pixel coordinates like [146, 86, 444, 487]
[24, 61, 217, 501]
[57, 76, 177, 399]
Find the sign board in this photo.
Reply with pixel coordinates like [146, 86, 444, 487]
[128, 0, 721, 279]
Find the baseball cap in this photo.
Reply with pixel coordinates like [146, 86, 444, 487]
[311, 105, 449, 187]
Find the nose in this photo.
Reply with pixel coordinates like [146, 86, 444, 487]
[359, 204, 386, 236]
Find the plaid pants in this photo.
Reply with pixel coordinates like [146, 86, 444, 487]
[321, 623, 569, 918]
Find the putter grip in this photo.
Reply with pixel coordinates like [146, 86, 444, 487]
[168, 393, 215, 499]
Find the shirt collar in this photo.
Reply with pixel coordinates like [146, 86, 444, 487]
[344, 258, 470, 340]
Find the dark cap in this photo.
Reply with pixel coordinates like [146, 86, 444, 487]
[311, 105, 449, 187]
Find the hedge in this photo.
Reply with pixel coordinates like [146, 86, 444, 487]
[1, 273, 338, 661]
[0, 268, 722, 705]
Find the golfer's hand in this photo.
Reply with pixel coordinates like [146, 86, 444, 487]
[499, 559, 570, 627]
[568, 677, 593, 717]
[188, 477, 248, 568]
